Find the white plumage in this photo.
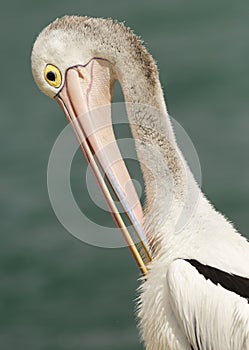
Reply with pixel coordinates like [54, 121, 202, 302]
[139, 193, 249, 349]
[32, 16, 249, 350]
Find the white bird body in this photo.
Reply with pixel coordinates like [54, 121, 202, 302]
[31, 16, 249, 350]
[140, 193, 249, 349]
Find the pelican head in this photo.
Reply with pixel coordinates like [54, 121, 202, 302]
[33, 17, 111, 98]
[31, 16, 158, 98]
[31, 15, 157, 269]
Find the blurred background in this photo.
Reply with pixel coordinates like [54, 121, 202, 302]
[1, 0, 249, 349]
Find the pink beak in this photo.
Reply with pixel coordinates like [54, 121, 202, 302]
[56, 58, 152, 274]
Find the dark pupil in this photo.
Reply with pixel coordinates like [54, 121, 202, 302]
[47, 71, 56, 82]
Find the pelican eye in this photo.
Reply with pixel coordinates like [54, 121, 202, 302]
[47, 71, 56, 81]
[44, 64, 62, 88]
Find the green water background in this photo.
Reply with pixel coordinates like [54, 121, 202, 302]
[1, 0, 249, 349]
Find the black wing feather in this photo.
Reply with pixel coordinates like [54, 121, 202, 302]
[185, 259, 249, 302]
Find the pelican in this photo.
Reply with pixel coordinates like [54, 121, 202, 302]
[31, 16, 249, 350]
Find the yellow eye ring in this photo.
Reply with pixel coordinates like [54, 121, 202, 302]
[44, 64, 62, 88]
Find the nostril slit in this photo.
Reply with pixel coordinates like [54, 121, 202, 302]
[77, 67, 84, 79]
